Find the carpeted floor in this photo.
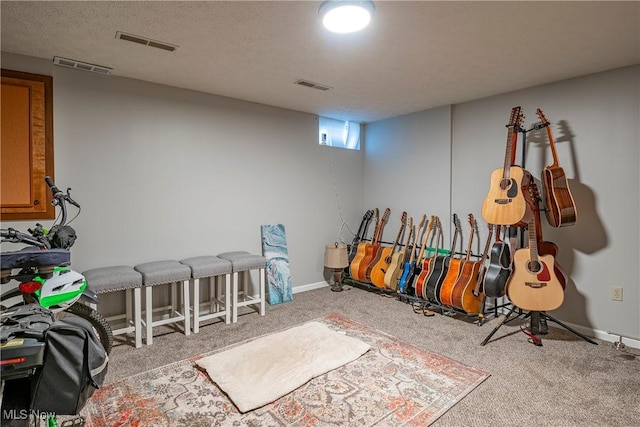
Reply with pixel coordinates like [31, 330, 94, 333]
[104, 285, 640, 426]
[82, 314, 488, 426]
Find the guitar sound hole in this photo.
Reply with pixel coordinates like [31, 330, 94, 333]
[499, 178, 512, 191]
[527, 260, 542, 274]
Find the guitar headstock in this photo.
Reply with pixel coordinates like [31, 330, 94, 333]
[364, 209, 374, 221]
[508, 106, 523, 129]
[381, 208, 391, 225]
[453, 213, 462, 233]
[400, 211, 407, 226]
[528, 182, 542, 204]
[536, 108, 550, 127]
[467, 213, 477, 232]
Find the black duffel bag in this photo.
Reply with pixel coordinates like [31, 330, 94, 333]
[30, 312, 109, 414]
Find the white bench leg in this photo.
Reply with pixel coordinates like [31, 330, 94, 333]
[145, 286, 153, 345]
[232, 271, 239, 323]
[192, 278, 200, 334]
[224, 273, 231, 325]
[134, 287, 142, 348]
[182, 279, 190, 336]
[259, 267, 266, 316]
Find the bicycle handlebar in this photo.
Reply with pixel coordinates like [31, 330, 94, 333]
[1, 177, 78, 249]
[0, 228, 51, 249]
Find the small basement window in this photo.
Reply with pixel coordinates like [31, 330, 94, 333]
[318, 116, 360, 150]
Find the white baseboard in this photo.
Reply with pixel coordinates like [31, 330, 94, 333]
[292, 281, 328, 294]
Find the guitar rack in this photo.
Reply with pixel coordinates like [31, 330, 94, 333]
[480, 117, 597, 347]
[343, 276, 497, 326]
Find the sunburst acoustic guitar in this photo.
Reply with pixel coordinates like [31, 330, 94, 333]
[536, 108, 577, 227]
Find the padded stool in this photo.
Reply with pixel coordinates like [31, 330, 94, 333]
[180, 256, 232, 332]
[134, 260, 192, 345]
[82, 265, 143, 348]
[217, 251, 266, 323]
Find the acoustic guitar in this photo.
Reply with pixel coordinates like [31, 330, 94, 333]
[348, 209, 374, 264]
[437, 214, 464, 307]
[528, 183, 568, 290]
[384, 215, 413, 290]
[413, 216, 438, 299]
[423, 216, 451, 303]
[536, 108, 577, 227]
[450, 215, 485, 314]
[349, 208, 378, 281]
[482, 224, 512, 298]
[481, 106, 529, 225]
[371, 211, 407, 288]
[398, 214, 427, 294]
[506, 209, 565, 312]
[407, 215, 435, 297]
[360, 208, 391, 283]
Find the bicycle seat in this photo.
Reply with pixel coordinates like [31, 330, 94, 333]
[0, 247, 71, 270]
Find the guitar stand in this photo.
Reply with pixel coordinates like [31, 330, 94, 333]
[480, 304, 598, 346]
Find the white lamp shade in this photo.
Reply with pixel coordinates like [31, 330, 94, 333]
[324, 243, 349, 269]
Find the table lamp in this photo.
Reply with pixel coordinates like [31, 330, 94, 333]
[324, 242, 349, 292]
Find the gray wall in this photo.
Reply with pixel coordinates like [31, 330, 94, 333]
[366, 65, 639, 342]
[2, 52, 638, 344]
[1, 52, 365, 293]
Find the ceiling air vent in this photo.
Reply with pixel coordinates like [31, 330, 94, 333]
[116, 31, 178, 52]
[53, 56, 112, 74]
[295, 79, 332, 92]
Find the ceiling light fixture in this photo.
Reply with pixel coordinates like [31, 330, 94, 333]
[319, 1, 375, 34]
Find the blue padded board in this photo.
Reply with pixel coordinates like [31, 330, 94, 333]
[261, 224, 293, 305]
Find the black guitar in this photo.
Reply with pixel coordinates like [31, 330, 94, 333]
[348, 209, 374, 264]
[424, 216, 451, 303]
[482, 224, 512, 298]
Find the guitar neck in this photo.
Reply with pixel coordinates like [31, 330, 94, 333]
[537, 108, 560, 167]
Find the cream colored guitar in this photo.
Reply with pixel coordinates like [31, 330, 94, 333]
[481, 106, 529, 226]
[506, 217, 564, 312]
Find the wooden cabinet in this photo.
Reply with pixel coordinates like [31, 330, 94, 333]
[1, 69, 55, 220]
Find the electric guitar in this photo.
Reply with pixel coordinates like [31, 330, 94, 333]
[423, 216, 451, 303]
[398, 214, 427, 294]
[481, 106, 529, 225]
[536, 108, 577, 227]
[407, 215, 434, 297]
[506, 209, 565, 312]
[348, 209, 374, 264]
[482, 224, 512, 298]
[349, 208, 378, 281]
[371, 211, 407, 288]
[450, 215, 485, 314]
[360, 208, 391, 283]
[437, 214, 464, 307]
[384, 215, 413, 290]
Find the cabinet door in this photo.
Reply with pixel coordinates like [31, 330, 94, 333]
[1, 69, 54, 220]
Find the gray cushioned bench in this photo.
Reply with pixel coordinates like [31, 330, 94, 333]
[217, 251, 266, 323]
[134, 260, 192, 345]
[82, 265, 143, 348]
[180, 256, 232, 332]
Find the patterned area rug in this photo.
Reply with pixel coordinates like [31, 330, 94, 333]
[81, 313, 489, 426]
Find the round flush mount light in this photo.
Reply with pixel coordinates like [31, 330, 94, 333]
[319, 1, 375, 34]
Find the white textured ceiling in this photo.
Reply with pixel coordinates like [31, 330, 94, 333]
[1, 1, 639, 123]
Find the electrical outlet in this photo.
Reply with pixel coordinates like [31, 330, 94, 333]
[612, 286, 623, 301]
